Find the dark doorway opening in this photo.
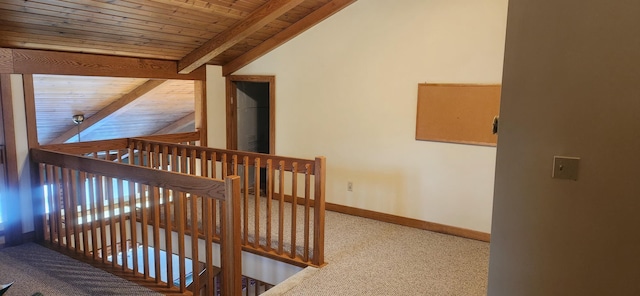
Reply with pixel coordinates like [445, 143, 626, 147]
[226, 75, 275, 192]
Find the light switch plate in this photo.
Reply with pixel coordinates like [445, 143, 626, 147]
[552, 156, 580, 180]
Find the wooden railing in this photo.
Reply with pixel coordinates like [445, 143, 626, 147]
[125, 138, 326, 267]
[31, 146, 242, 295]
[40, 132, 326, 267]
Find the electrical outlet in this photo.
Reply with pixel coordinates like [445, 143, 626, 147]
[347, 181, 353, 192]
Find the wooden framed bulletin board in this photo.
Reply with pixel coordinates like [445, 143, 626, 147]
[415, 83, 501, 146]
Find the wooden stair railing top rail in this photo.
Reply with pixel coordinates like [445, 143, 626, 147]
[32, 148, 224, 199]
[40, 131, 200, 155]
[129, 138, 316, 171]
[31, 147, 242, 295]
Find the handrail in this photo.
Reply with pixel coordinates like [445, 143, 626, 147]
[32, 149, 226, 199]
[130, 138, 316, 171]
[32, 146, 242, 295]
[40, 131, 200, 155]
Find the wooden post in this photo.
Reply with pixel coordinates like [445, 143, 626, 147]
[221, 176, 242, 295]
[312, 156, 326, 266]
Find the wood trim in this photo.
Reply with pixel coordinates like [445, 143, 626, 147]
[178, 0, 304, 74]
[0, 48, 13, 74]
[222, 0, 357, 76]
[22, 74, 39, 148]
[226, 75, 276, 154]
[194, 80, 207, 145]
[325, 203, 491, 242]
[0, 74, 23, 246]
[225, 76, 238, 150]
[9, 48, 205, 80]
[49, 79, 167, 144]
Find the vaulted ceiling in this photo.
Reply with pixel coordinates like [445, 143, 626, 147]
[0, 0, 355, 144]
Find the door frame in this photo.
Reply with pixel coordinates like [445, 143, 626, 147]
[225, 75, 275, 154]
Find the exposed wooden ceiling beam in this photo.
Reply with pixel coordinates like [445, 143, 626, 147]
[0, 48, 13, 74]
[49, 79, 167, 144]
[154, 112, 196, 135]
[178, 0, 304, 74]
[7, 48, 205, 80]
[222, 0, 357, 76]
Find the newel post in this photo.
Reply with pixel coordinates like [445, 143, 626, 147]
[313, 156, 326, 266]
[221, 175, 242, 295]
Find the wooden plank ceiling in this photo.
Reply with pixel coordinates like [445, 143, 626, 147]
[33, 75, 195, 144]
[0, 0, 355, 144]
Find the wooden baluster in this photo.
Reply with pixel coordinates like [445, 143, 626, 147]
[87, 172, 98, 261]
[254, 158, 261, 249]
[39, 164, 49, 243]
[303, 164, 312, 263]
[139, 182, 149, 278]
[190, 194, 199, 292]
[162, 145, 173, 287]
[136, 142, 145, 276]
[290, 162, 298, 259]
[204, 195, 214, 295]
[106, 174, 118, 267]
[45, 165, 58, 244]
[70, 169, 82, 252]
[171, 146, 179, 174]
[278, 161, 285, 255]
[180, 147, 188, 231]
[265, 159, 273, 251]
[116, 150, 127, 271]
[180, 147, 188, 174]
[152, 186, 161, 283]
[200, 150, 208, 178]
[128, 180, 139, 276]
[232, 154, 238, 176]
[313, 156, 326, 266]
[127, 145, 139, 276]
[211, 152, 217, 179]
[60, 168, 72, 250]
[96, 175, 107, 264]
[243, 156, 249, 245]
[222, 153, 228, 179]
[200, 150, 208, 239]
[176, 191, 187, 293]
[190, 148, 197, 176]
[79, 171, 89, 257]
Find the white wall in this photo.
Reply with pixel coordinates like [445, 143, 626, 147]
[488, 0, 640, 295]
[206, 65, 227, 149]
[212, 0, 509, 232]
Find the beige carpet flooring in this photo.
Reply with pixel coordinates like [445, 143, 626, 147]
[0, 210, 489, 295]
[266, 211, 490, 296]
[0, 243, 162, 296]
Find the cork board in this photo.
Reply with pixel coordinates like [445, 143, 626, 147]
[416, 83, 501, 146]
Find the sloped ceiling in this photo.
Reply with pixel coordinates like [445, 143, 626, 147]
[33, 75, 195, 144]
[0, 0, 356, 144]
